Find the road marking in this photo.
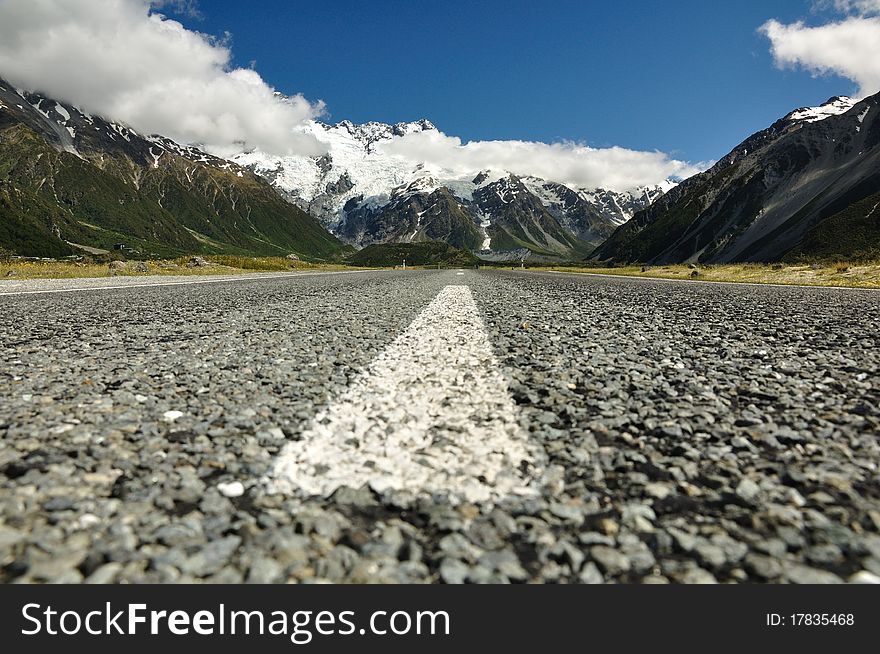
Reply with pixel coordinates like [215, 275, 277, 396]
[0, 269, 378, 297]
[271, 284, 543, 504]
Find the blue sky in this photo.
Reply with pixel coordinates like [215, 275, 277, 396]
[173, 0, 858, 164]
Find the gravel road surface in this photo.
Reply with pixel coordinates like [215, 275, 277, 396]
[1, 269, 878, 584]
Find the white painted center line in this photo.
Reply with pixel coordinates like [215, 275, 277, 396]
[271, 284, 543, 504]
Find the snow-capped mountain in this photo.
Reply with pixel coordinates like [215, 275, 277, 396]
[594, 93, 880, 264]
[233, 119, 674, 258]
[1, 72, 672, 261]
[234, 119, 439, 231]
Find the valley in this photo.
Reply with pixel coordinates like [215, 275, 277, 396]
[4, 0, 880, 602]
[3, 76, 879, 268]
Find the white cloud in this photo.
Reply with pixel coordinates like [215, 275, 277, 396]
[378, 130, 705, 192]
[0, 0, 701, 189]
[761, 7, 880, 97]
[822, 0, 880, 15]
[0, 0, 325, 157]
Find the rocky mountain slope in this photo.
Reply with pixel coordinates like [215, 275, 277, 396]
[233, 120, 673, 259]
[593, 95, 880, 263]
[0, 79, 345, 259]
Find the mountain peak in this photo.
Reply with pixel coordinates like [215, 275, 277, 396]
[321, 118, 436, 153]
[595, 87, 878, 265]
[230, 120, 668, 256]
[785, 96, 856, 124]
[404, 118, 436, 132]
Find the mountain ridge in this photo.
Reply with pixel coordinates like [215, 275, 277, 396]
[5, 78, 872, 265]
[233, 119, 675, 260]
[0, 79, 346, 259]
[593, 94, 880, 263]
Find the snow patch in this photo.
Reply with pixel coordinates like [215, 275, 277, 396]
[29, 99, 50, 120]
[787, 97, 856, 124]
[148, 146, 162, 169]
[479, 211, 492, 251]
[110, 122, 131, 142]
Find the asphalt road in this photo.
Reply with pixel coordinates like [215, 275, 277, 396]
[1, 269, 878, 584]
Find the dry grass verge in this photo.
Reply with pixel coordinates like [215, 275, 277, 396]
[0, 257, 358, 280]
[537, 261, 880, 289]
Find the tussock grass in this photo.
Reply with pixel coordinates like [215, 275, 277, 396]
[0, 260, 115, 280]
[537, 260, 880, 289]
[0, 256, 358, 280]
[202, 255, 354, 272]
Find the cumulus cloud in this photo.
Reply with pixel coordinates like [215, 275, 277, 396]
[0, 0, 700, 188]
[761, 4, 880, 97]
[0, 0, 325, 157]
[819, 0, 880, 15]
[378, 130, 705, 192]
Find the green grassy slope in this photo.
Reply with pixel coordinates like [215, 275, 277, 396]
[0, 123, 345, 259]
[783, 191, 880, 262]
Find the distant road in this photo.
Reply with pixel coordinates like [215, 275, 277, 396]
[1, 269, 878, 584]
